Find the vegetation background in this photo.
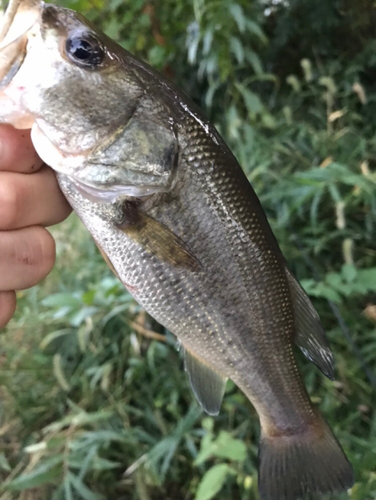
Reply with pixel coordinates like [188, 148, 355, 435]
[0, 0, 376, 498]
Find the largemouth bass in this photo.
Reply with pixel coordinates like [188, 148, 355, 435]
[0, 1, 353, 498]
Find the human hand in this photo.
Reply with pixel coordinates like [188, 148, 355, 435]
[0, 125, 72, 328]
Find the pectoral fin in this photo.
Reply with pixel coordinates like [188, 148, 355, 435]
[183, 346, 227, 416]
[116, 203, 201, 271]
[285, 267, 335, 380]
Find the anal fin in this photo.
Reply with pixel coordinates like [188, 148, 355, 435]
[285, 267, 335, 380]
[183, 345, 227, 416]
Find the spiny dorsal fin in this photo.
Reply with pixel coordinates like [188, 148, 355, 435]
[183, 345, 227, 416]
[285, 267, 335, 380]
[116, 202, 201, 271]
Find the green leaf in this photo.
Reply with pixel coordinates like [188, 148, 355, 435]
[148, 45, 167, 67]
[245, 19, 267, 43]
[42, 293, 80, 308]
[195, 433, 215, 466]
[195, 431, 247, 465]
[0, 453, 11, 472]
[40, 329, 73, 350]
[44, 410, 114, 433]
[325, 272, 343, 291]
[70, 306, 98, 327]
[245, 49, 264, 75]
[69, 472, 105, 500]
[7, 457, 62, 491]
[202, 29, 213, 55]
[286, 75, 301, 92]
[201, 417, 214, 432]
[214, 431, 247, 461]
[195, 464, 233, 500]
[82, 289, 96, 305]
[228, 4, 245, 33]
[53, 354, 70, 391]
[341, 264, 357, 283]
[315, 283, 342, 303]
[356, 269, 376, 291]
[230, 37, 244, 64]
[236, 83, 263, 115]
[187, 21, 200, 64]
[261, 112, 277, 129]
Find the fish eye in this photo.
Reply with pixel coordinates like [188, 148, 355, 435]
[65, 34, 104, 68]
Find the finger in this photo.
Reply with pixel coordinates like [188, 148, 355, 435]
[0, 291, 16, 329]
[0, 124, 44, 173]
[0, 166, 72, 230]
[0, 226, 56, 290]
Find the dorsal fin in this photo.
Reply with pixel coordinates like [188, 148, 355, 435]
[183, 345, 227, 416]
[285, 267, 335, 380]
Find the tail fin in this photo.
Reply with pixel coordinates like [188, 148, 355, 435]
[258, 417, 354, 500]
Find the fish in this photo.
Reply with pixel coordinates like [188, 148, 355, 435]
[0, 1, 354, 499]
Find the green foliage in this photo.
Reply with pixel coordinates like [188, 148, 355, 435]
[195, 463, 235, 500]
[1, 0, 376, 499]
[302, 265, 376, 303]
[193, 418, 249, 500]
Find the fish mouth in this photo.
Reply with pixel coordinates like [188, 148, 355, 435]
[0, 0, 41, 88]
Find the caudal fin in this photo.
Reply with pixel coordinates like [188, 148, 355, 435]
[258, 417, 354, 500]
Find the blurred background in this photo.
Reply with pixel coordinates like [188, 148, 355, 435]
[0, 0, 375, 498]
